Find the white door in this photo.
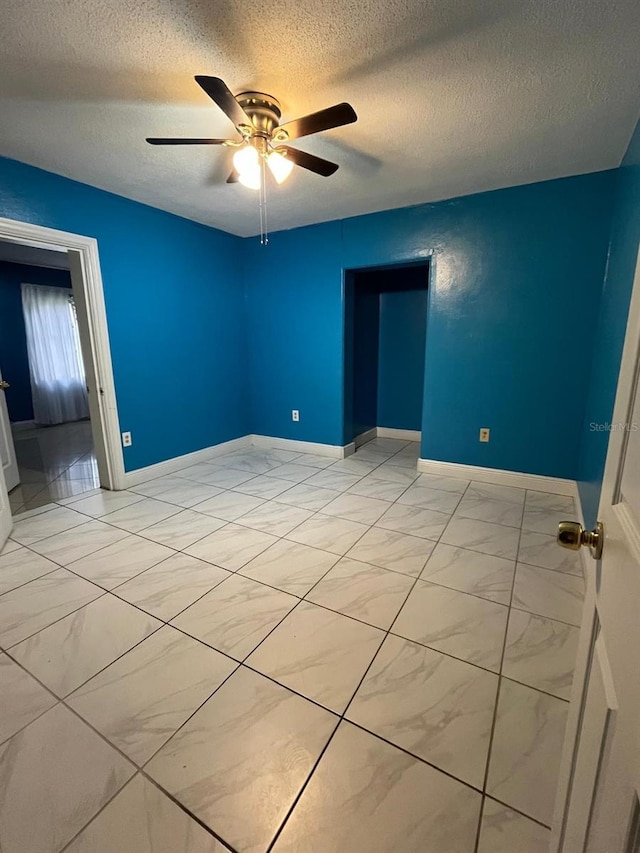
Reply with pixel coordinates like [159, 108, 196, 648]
[552, 245, 640, 851]
[0, 441, 13, 547]
[0, 366, 20, 491]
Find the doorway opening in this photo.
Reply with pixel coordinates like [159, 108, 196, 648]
[0, 247, 99, 513]
[343, 263, 429, 451]
[0, 219, 124, 522]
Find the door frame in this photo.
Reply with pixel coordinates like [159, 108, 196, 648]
[0, 217, 125, 491]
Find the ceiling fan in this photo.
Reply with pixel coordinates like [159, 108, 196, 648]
[146, 76, 357, 189]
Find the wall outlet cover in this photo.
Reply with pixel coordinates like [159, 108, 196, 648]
[479, 428, 490, 443]
[292, 410, 300, 422]
[122, 431, 132, 447]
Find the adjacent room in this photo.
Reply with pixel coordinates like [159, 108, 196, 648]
[0, 243, 100, 514]
[0, 1, 639, 851]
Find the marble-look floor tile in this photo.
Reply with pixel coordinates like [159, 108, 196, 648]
[368, 463, 419, 485]
[465, 482, 526, 505]
[247, 600, 384, 713]
[9, 505, 89, 545]
[172, 574, 297, 660]
[0, 547, 58, 595]
[65, 773, 231, 852]
[233, 474, 293, 499]
[487, 678, 568, 825]
[477, 798, 550, 853]
[522, 506, 570, 536]
[327, 457, 378, 476]
[454, 496, 524, 528]
[512, 564, 585, 626]
[138, 510, 226, 550]
[115, 553, 230, 621]
[375, 503, 450, 540]
[347, 475, 410, 501]
[274, 482, 341, 510]
[239, 539, 338, 596]
[415, 472, 470, 493]
[345, 527, 435, 577]
[420, 543, 515, 604]
[100, 498, 182, 533]
[12, 594, 160, 697]
[68, 626, 236, 765]
[0, 569, 103, 648]
[525, 490, 575, 513]
[267, 462, 319, 483]
[181, 465, 255, 488]
[286, 514, 369, 555]
[441, 516, 520, 559]
[392, 581, 509, 672]
[0, 653, 56, 744]
[347, 635, 498, 787]
[503, 609, 579, 699]
[306, 557, 414, 630]
[321, 493, 392, 525]
[66, 489, 146, 518]
[292, 453, 335, 469]
[146, 667, 337, 853]
[185, 523, 277, 570]
[396, 483, 462, 513]
[235, 501, 313, 536]
[303, 469, 363, 491]
[131, 475, 209, 500]
[518, 530, 583, 575]
[29, 520, 129, 565]
[0, 704, 134, 853]
[143, 480, 224, 510]
[271, 721, 481, 853]
[191, 491, 265, 521]
[0, 538, 23, 556]
[68, 535, 176, 589]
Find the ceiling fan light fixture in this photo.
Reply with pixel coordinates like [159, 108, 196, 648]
[233, 144, 261, 189]
[267, 150, 294, 184]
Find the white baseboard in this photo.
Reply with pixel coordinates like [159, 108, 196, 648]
[354, 428, 377, 448]
[417, 458, 576, 496]
[250, 434, 348, 458]
[377, 427, 421, 441]
[11, 420, 36, 433]
[122, 435, 252, 488]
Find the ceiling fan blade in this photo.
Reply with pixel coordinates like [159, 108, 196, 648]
[146, 138, 232, 145]
[226, 170, 239, 183]
[275, 103, 357, 141]
[195, 76, 254, 133]
[276, 146, 339, 177]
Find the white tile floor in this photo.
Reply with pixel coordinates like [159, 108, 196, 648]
[9, 421, 99, 514]
[0, 438, 584, 852]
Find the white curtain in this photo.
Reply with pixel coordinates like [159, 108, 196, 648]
[21, 283, 89, 425]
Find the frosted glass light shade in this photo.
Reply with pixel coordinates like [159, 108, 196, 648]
[267, 150, 294, 184]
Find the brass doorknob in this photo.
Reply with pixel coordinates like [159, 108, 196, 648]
[557, 520, 604, 560]
[0, 380, 9, 391]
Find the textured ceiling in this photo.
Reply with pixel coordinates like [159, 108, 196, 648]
[1, 0, 639, 237]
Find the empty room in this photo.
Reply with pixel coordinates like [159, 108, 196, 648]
[0, 1, 639, 851]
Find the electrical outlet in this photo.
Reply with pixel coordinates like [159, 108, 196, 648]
[479, 428, 490, 443]
[292, 410, 300, 422]
[122, 431, 132, 447]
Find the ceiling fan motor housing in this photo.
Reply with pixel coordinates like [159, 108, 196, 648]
[236, 92, 283, 138]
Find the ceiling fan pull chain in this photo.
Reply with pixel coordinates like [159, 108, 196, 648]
[259, 156, 269, 246]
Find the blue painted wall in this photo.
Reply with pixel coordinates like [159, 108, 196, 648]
[378, 282, 428, 432]
[245, 172, 615, 477]
[0, 261, 72, 422]
[578, 116, 640, 525]
[0, 157, 248, 471]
